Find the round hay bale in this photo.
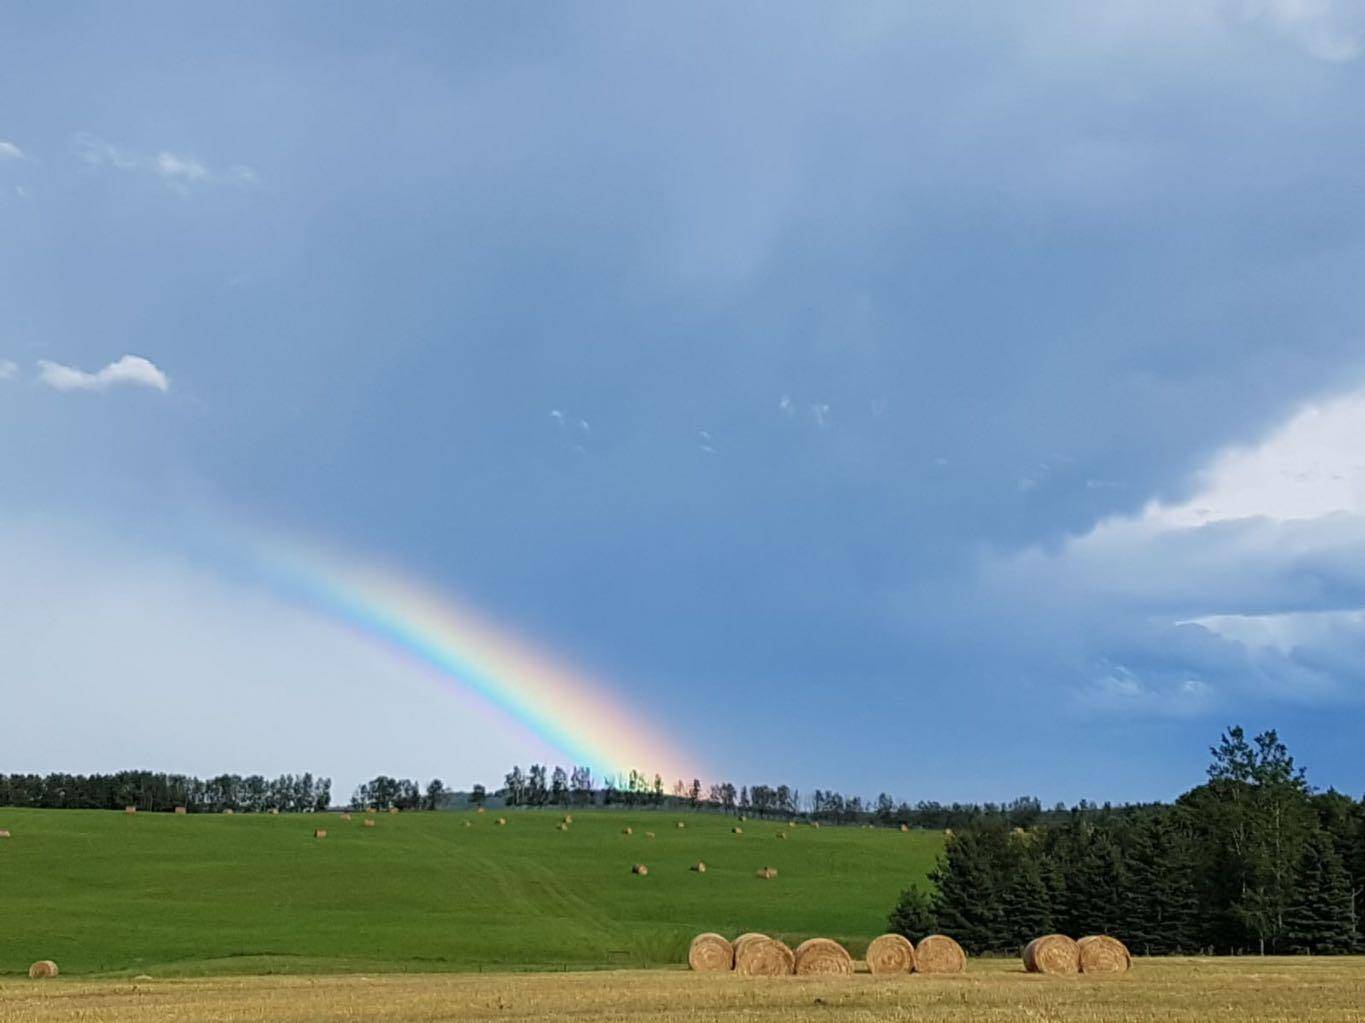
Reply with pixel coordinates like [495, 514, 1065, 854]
[463, 820, 472, 827]
[268, 808, 280, 816]
[28, 960, 58, 979]
[645, 831, 655, 839]
[687, 932, 733, 972]
[776, 831, 787, 839]
[865, 934, 916, 975]
[362, 819, 376, 828]
[632, 863, 649, 876]
[900, 823, 909, 832]
[735, 936, 795, 976]
[124, 806, 137, 815]
[733, 932, 768, 957]
[388, 807, 399, 815]
[794, 938, 853, 976]
[739, 815, 747, 822]
[222, 809, 234, 815]
[476, 806, 485, 814]
[914, 934, 966, 974]
[1023, 934, 1079, 976]
[691, 860, 707, 872]
[756, 866, 778, 879]
[563, 815, 573, 824]
[313, 828, 328, 839]
[622, 826, 633, 835]
[811, 821, 821, 829]
[732, 826, 743, 835]
[556, 822, 568, 831]
[174, 806, 187, 815]
[339, 812, 351, 822]
[0, 829, 11, 839]
[676, 821, 686, 829]
[1077, 935, 1131, 974]
[496, 817, 507, 826]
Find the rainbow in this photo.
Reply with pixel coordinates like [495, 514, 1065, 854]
[235, 531, 698, 783]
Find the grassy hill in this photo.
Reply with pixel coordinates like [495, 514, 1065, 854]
[0, 808, 941, 977]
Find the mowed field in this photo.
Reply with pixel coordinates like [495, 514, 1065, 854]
[2, 958, 1363, 1023]
[0, 808, 939, 977]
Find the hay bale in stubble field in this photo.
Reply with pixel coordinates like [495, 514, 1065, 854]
[734, 936, 795, 976]
[1077, 935, 1131, 974]
[794, 938, 853, 976]
[687, 933, 733, 972]
[632, 863, 648, 876]
[28, 961, 59, 979]
[1023, 934, 1079, 975]
[865, 933, 915, 975]
[914, 934, 966, 973]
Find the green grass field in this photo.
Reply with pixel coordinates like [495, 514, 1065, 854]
[0, 808, 940, 978]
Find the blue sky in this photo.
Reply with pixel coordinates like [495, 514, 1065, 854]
[3, 2, 1365, 804]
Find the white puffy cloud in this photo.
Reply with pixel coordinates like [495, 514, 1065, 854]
[72, 133, 257, 192]
[0, 359, 17, 380]
[37, 355, 170, 393]
[967, 385, 1365, 715]
[0, 140, 23, 160]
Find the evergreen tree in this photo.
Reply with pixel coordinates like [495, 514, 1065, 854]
[1000, 844, 1051, 952]
[930, 826, 1011, 953]
[1285, 830, 1357, 954]
[888, 883, 937, 941]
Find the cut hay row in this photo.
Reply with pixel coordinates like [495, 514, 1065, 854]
[865, 933, 915, 974]
[1078, 934, 1131, 973]
[1023, 934, 1078, 975]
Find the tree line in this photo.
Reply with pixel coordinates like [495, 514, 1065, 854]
[0, 770, 332, 813]
[889, 727, 1365, 956]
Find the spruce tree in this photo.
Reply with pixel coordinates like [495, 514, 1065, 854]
[930, 826, 1011, 954]
[888, 883, 937, 942]
[1000, 844, 1052, 952]
[1285, 830, 1356, 954]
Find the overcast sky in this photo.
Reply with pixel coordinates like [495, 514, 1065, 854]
[3, 2, 1365, 804]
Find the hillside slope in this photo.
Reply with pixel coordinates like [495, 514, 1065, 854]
[0, 808, 940, 976]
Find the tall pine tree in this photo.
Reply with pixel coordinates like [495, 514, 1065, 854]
[1285, 830, 1356, 954]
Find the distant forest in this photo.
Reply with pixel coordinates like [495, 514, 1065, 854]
[4, 726, 1361, 956]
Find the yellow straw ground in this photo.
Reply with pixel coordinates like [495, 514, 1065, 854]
[1, 957, 1362, 1023]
